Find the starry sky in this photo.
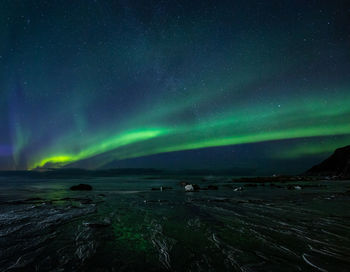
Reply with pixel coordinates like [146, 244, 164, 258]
[1, 0, 350, 174]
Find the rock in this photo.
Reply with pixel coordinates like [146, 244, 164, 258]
[184, 184, 200, 192]
[287, 185, 302, 190]
[306, 145, 350, 177]
[192, 184, 200, 191]
[70, 184, 93, 191]
[185, 184, 194, 192]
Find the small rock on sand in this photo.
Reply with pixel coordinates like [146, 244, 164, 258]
[185, 184, 194, 192]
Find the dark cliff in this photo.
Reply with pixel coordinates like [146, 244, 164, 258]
[306, 145, 350, 177]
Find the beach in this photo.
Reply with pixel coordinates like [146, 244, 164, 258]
[1, 176, 349, 271]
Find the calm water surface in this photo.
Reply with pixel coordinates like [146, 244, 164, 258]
[0, 176, 349, 271]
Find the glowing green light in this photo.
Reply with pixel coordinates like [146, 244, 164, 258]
[35, 155, 73, 168]
[30, 128, 169, 169]
[27, 83, 350, 169]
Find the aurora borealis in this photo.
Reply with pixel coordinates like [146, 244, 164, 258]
[1, 0, 350, 173]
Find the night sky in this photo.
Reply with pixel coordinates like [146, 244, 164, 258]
[1, 0, 350, 174]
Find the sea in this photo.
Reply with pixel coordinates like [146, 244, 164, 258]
[0, 175, 349, 271]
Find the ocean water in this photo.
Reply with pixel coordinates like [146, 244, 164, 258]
[0, 176, 349, 271]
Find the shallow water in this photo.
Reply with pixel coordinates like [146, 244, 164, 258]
[0, 176, 349, 271]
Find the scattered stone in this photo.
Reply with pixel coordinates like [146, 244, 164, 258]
[287, 185, 302, 190]
[185, 184, 194, 192]
[70, 184, 92, 191]
[193, 184, 201, 191]
[184, 184, 200, 192]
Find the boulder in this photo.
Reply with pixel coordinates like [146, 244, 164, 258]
[306, 145, 350, 177]
[70, 184, 93, 191]
[184, 184, 200, 192]
[185, 184, 194, 192]
[192, 184, 201, 191]
[233, 187, 243, 192]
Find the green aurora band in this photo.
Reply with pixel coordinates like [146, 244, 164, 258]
[29, 88, 350, 169]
